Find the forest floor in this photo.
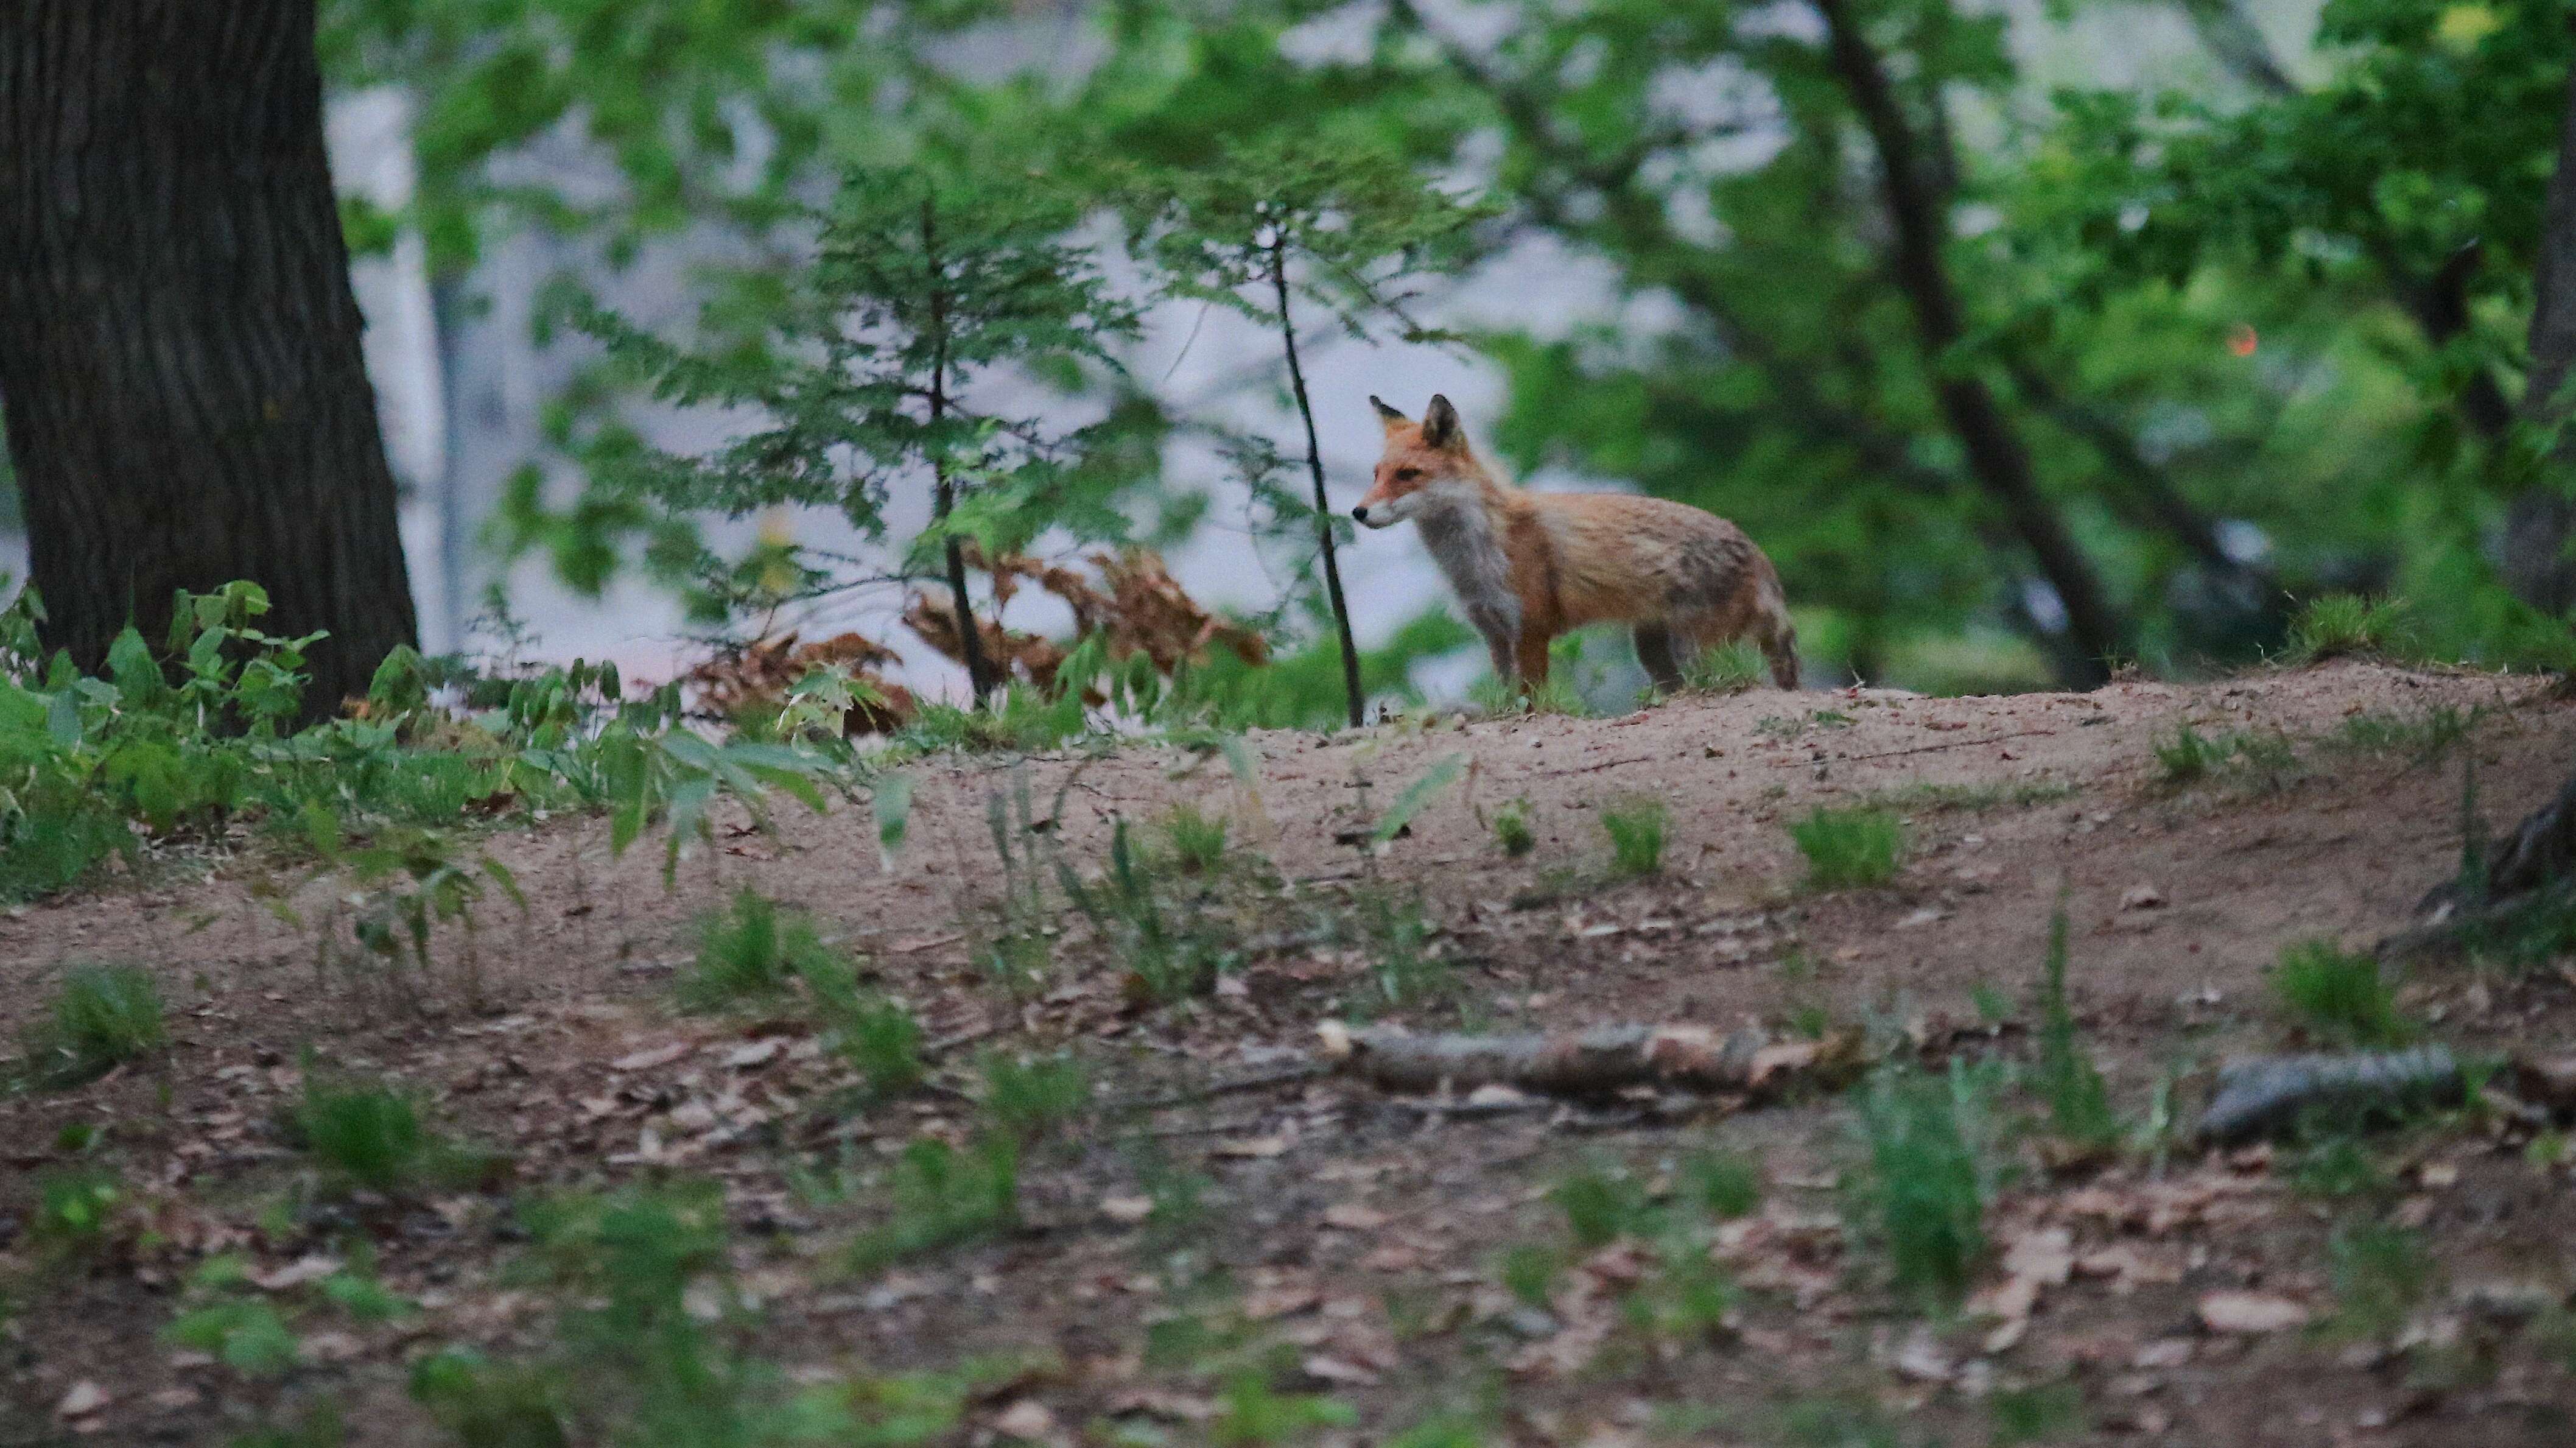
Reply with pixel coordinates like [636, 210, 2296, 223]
[9, 658, 2576, 1447]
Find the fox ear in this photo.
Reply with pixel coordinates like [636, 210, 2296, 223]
[1420, 394, 1464, 451]
[1369, 395, 1409, 434]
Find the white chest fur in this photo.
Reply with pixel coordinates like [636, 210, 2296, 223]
[1411, 485, 1520, 633]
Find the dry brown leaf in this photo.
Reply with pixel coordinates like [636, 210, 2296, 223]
[611, 1042, 692, 1072]
[55, 1382, 107, 1420]
[2001, 1226, 2075, 1285]
[2197, 1290, 2310, 1334]
[992, 1399, 1056, 1441]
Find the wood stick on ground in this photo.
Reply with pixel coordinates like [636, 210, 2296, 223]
[1318, 1021, 1865, 1100]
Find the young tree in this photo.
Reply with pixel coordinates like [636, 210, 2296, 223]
[0, 0, 417, 715]
[568, 162, 1141, 705]
[1128, 136, 1488, 727]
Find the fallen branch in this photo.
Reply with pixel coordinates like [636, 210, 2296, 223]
[2197, 1046, 2463, 1144]
[1833, 727, 2060, 765]
[2386, 765, 2576, 960]
[1318, 1021, 1866, 1100]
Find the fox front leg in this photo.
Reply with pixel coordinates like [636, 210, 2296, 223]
[1468, 599, 1523, 684]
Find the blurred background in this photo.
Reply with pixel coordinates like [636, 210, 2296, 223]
[8, 0, 2565, 717]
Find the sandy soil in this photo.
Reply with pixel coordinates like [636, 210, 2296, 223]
[7, 659, 2576, 1447]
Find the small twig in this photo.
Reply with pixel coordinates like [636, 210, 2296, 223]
[1838, 728, 2057, 764]
[1103, 1061, 1327, 1114]
[1535, 754, 1659, 779]
[924, 1020, 1003, 1058]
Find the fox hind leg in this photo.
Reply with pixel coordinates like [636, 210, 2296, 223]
[1633, 623, 1685, 692]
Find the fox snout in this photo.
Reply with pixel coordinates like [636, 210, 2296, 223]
[1352, 502, 1389, 527]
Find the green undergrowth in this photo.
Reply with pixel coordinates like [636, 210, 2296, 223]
[0, 579, 851, 905]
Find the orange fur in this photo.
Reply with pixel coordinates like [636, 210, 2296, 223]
[1352, 395, 1798, 692]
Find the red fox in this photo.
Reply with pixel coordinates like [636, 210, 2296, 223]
[1351, 395, 1799, 692]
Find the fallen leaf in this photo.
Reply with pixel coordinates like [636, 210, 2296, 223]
[611, 1042, 692, 1072]
[1322, 1202, 1389, 1231]
[2132, 1338, 2193, 1370]
[55, 1382, 107, 1420]
[1300, 1354, 1380, 1386]
[2001, 1227, 2074, 1285]
[725, 1039, 782, 1070]
[1100, 1195, 1155, 1225]
[1213, 1134, 1288, 1159]
[247, 1254, 342, 1292]
[2197, 1290, 2309, 1334]
[992, 1399, 1056, 1441]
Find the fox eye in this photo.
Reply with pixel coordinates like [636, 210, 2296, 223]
[1394, 466, 1423, 482]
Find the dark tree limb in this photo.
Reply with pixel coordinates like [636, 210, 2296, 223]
[1323, 1021, 1865, 1099]
[2507, 49, 2576, 617]
[1811, 0, 2125, 684]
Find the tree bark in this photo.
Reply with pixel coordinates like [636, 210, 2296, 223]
[0, 0, 418, 714]
[2505, 54, 2576, 617]
[1812, 0, 2124, 684]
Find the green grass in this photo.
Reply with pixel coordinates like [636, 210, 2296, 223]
[827, 993, 926, 1098]
[21, 963, 165, 1087]
[1468, 670, 1587, 718]
[977, 1050, 1091, 1146]
[2033, 903, 2119, 1150]
[2329, 705, 2479, 765]
[1598, 796, 1669, 877]
[1862, 778, 2077, 814]
[2272, 940, 2413, 1047]
[849, 1136, 1023, 1273]
[2285, 594, 2415, 664]
[1489, 796, 1536, 858]
[1551, 1162, 1655, 1248]
[2328, 1219, 2434, 1340]
[1850, 1062, 1996, 1311]
[1789, 807, 1904, 890]
[30, 1167, 122, 1254]
[1352, 885, 1450, 1009]
[1681, 639, 1768, 695]
[1677, 1146, 1764, 1220]
[1159, 802, 1232, 875]
[290, 1072, 489, 1195]
[678, 888, 846, 1011]
[2151, 724, 2303, 793]
[1062, 817, 1238, 1003]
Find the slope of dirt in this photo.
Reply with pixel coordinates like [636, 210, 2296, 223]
[7, 660, 2576, 1447]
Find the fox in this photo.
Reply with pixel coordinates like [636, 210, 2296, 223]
[1350, 394, 1799, 693]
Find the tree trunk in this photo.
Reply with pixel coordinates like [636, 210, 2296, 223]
[0, 0, 418, 715]
[2505, 54, 2576, 617]
[1271, 241, 1366, 728]
[1814, 0, 2125, 685]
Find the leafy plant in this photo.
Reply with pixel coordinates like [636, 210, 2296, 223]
[567, 160, 1144, 703]
[1490, 796, 1536, 857]
[1849, 1063, 1999, 1311]
[21, 963, 164, 1087]
[1677, 1146, 1764, 1221]
[823, 993, 926, 1101]
[1598, 796, 1669, 878]
[1126, 137, 1489, 728]
[2330, 705, 2479, 765]
[2272, 940, 2413, 1047]
[1789, 807, 1904, 890]
[29, 1167, 122, 1255]
[1060, 817, 1237, 1003]
[1372, 752, 1468, 846]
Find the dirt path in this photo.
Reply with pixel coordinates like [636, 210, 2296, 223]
[8, 661, 2576, 1447]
